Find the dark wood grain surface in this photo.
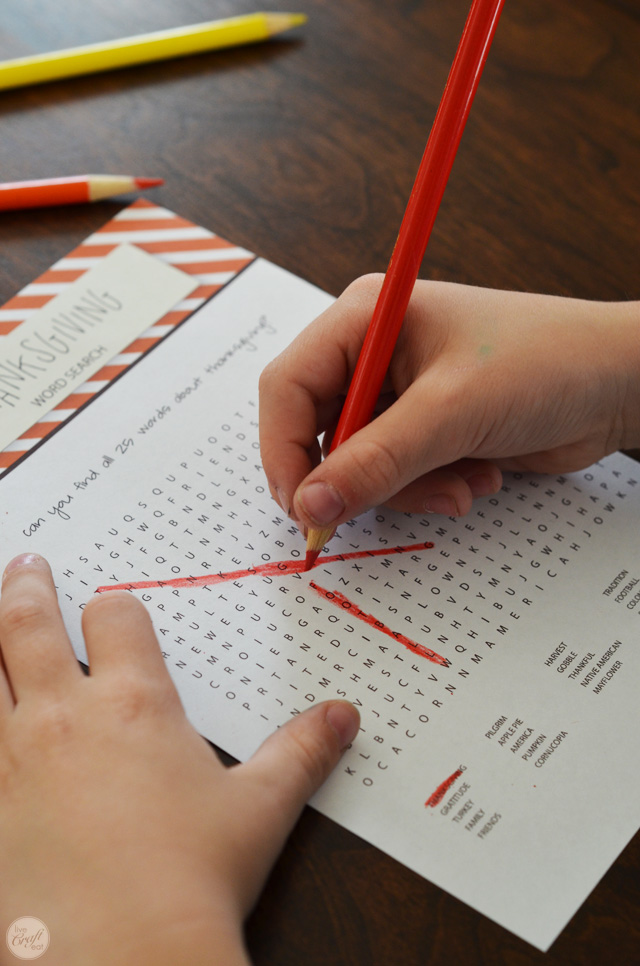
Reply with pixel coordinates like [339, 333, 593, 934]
[1, 2, 638, 962]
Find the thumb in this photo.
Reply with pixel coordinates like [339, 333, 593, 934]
[231, 700, 359, 906]
[242, 700, 359, 825]
[292, 380, 472, 528]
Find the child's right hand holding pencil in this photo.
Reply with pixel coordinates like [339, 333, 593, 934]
[259, 277, 640, 534]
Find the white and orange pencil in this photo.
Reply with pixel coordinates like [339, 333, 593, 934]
[0, 174, 164, 211]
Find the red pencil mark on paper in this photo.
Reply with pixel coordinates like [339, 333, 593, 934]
[309, 581, 447, 667]
[96, 540, 443, 664]
[424, 768, 464, 808]
[96, 542, 434, 593]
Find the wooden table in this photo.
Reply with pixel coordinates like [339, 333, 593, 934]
[1, 1, 638, 962]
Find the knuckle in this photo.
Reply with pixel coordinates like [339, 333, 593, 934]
[345, 437, 404, 502]
[344, 273, 385, 304]
[106, 671, 154, 723]
[0, 595, 48, 636]
[258, 361, 275, 394]
[30, 700, 76, 745]
[105, 670, 175, 724]
[259, 354, 287, 395]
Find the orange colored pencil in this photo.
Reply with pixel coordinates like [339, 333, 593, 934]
[0, 174, 163, 211]
[305, 0, 505, 570]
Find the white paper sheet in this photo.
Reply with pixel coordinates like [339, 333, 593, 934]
[1, 255, 638, 951]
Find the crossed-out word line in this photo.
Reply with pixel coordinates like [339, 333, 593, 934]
[97, 541, 446, 665]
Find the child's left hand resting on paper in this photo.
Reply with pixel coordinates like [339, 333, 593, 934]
[0, 552, 359, 966]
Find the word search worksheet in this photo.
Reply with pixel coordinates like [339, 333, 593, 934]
[1, 204, 639, 951]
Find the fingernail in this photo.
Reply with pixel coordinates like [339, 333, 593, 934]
[423, 495, 458, 516]
[2, 553, 44, 581]
[326, 701, 360, 749]
[298, 482, 345, 527]
[467, 474, 499, 498]
[275, 487, 290, 516]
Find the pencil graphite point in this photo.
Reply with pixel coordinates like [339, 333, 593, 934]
[304, 549, 320, 571]
[134, 177, 164, 188]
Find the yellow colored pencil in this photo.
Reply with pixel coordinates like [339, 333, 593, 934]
[0, 12, 307, 91]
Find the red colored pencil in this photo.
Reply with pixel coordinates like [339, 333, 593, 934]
[0, 174, 163, 211]
[305, 0, 505, 570]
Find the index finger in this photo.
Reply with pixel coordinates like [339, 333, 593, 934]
[0, 553, 84, 703]
[258, 275, 382, 513]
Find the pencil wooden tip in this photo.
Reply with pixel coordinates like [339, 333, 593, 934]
[304, 525, 335, 570]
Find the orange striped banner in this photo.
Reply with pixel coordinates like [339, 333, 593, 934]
[0, 199, 255, 476]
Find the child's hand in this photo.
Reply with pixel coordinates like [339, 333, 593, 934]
[260, 277, 639, 530]
[0, 553, 359, 966]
